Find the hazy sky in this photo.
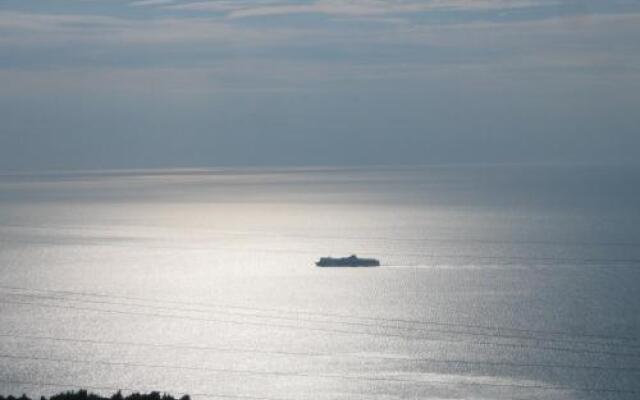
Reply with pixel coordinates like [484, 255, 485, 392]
[1, 0, 639, 171]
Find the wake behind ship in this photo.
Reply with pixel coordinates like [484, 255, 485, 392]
[315, 254, 380, 267]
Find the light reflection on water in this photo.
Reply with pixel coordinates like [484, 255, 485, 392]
[0, 165, 639, 399]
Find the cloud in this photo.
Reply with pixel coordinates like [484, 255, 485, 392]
[1, 2, 639, 92]
[160, 0, 560, 18]
[130, 0, 179, 6]
[0, 11, 297, 46]
[159, 0, 295, 13]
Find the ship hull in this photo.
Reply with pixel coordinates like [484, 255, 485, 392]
[315, 256, 380, 267]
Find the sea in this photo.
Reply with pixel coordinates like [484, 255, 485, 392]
[0, 164, 639, 400]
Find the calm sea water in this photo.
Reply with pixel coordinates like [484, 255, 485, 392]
[0, 165, 639, 400]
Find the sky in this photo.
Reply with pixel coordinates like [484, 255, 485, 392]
[1, 0, 639, 171]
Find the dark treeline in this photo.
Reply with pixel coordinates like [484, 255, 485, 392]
[0, 390, 190, 400]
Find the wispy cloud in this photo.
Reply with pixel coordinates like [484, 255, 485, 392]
[159, 0, 296, 13]
[130, 0, 179, 6]
[0, 11, 298, 46]
[158, 0, 560, 18]
[1, 0, 639, 97]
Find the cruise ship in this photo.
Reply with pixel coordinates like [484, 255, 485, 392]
[315, 254, 380, 267]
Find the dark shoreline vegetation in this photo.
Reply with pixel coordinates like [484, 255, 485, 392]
[0, 391, 190, 400]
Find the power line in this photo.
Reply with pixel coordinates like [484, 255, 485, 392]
[1, 357, 638, 395]
[5, 223, 640, 248]
[239, 231, 640, 248]
[0, 353, 525, 385]
[2, 332, 639, 372]
[2, 235, 639, 266]
[0, 298, 412, 341]
[2, 299, 640, 359]
[0, 333, 332, 358]
[1, 284, 636, 344]
[5, 290, 637, 351]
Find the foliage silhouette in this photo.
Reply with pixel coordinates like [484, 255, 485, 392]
[0, 391, 190, 400]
